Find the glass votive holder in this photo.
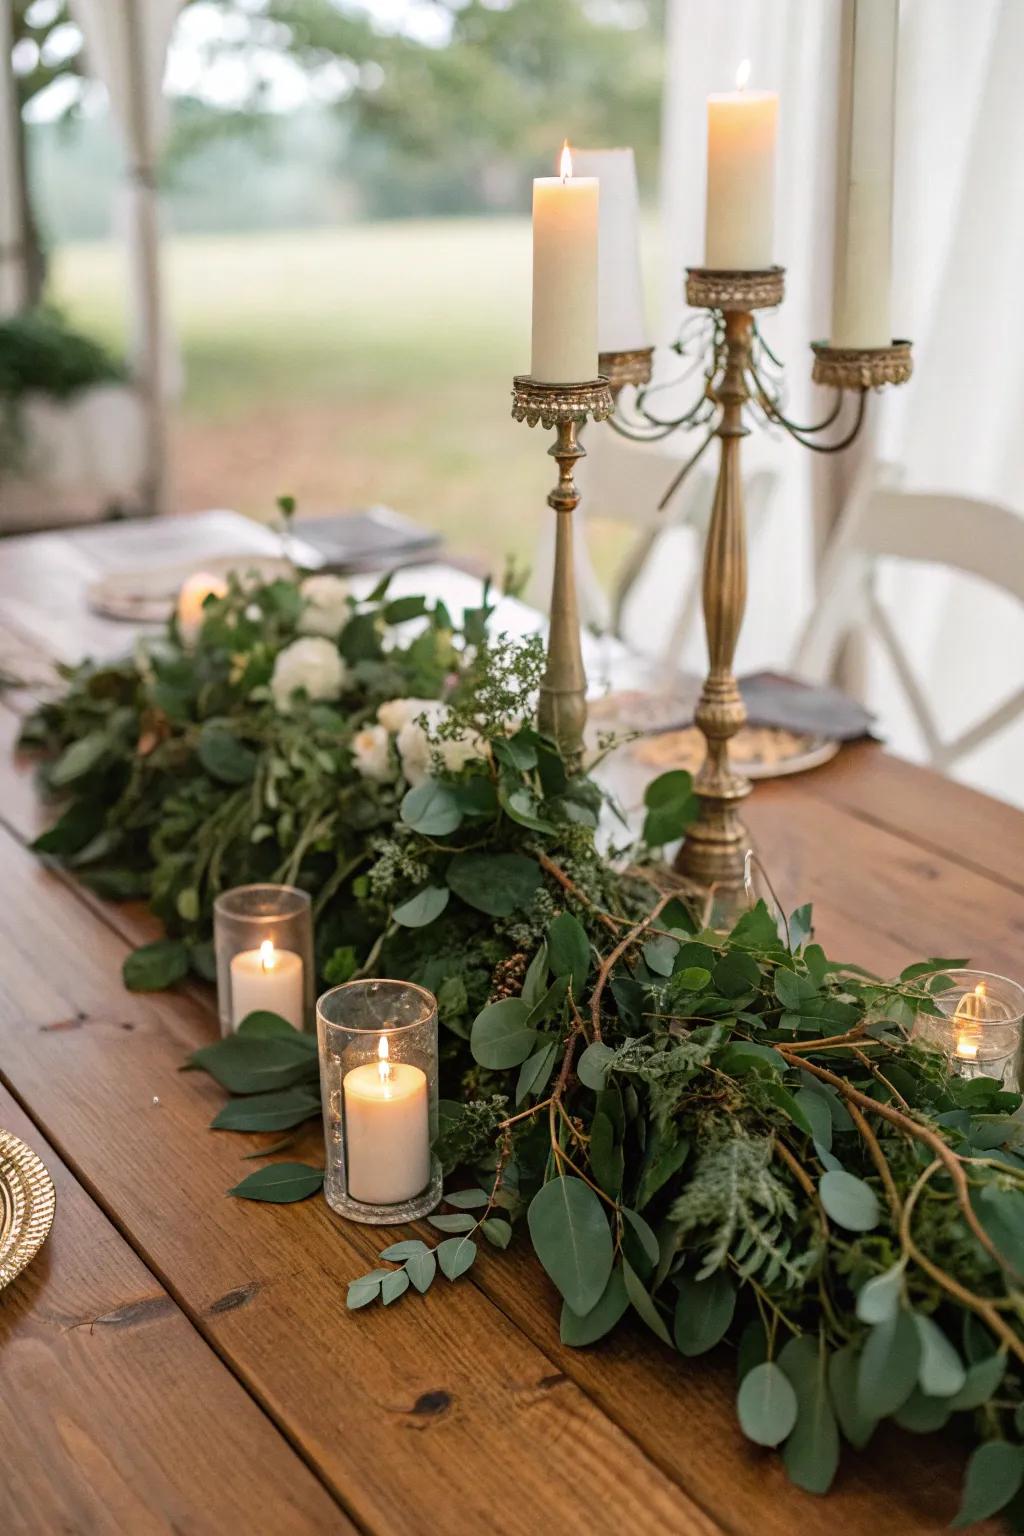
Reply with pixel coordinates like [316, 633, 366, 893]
[317, 979, 442, 1225]
[913, 969, 1024, 1087]
[213, 884, 314, 1036]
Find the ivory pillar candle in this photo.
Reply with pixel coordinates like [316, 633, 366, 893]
[530, 143, 599, 382]
[571, 147, 647, 353]
[230, 938, 304, 1030]
[343, 1036, 430, 1205]
[832, 0, 898, 346]
[705, 61, 778, 270]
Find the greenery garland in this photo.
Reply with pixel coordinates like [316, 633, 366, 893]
[22, 565, 1024, 1528]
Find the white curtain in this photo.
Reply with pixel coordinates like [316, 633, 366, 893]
[659, 0, 1023, 804]
[69, 0, 182, 514]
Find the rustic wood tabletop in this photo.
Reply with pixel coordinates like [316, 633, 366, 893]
[1, 515, 1020, 1535]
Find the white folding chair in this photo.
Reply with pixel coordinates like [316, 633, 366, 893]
[793, 475, 1024, 773]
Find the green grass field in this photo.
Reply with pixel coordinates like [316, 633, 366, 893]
[51, 217, 658, 574]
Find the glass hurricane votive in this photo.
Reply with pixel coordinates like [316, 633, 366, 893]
[213, 884, 314, 1037]
[914, 969, 1024, 1087]
[317, 979, 442, 1225]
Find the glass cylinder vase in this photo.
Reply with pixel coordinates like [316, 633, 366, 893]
[317, 979, 442, 1224]
[913, 969, 1024, 1087]
[213, 884, 315, 1037]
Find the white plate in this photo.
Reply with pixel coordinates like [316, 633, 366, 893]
[87, 554, 296, 623]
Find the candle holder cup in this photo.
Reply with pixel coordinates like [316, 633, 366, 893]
[213, 883, 314, 1037]
[912, 970, 1024, 1088]
[317, 979, 442, 1225]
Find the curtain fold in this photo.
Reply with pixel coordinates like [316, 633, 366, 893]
[660, 0, 1023, 803]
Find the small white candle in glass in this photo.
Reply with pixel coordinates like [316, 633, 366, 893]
[213, 884, 314, 1036]
[177, 571, 228, 646]
[317, 979, 442, 1224]
[705, 60, 778, 271]
[230, 937, 304, 1031]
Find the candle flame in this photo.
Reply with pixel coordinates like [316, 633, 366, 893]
[377, 1033, 392, 1085]
[259, 939, 276, 972]
[559, 140, 573, 183]
[735, 58, 751, 91]
[956, 1037, 979, 1061]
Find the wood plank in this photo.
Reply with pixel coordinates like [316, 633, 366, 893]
[746, 784, 1024, 979]
[0, 1087, 349, 1536]
[793, 742, 1024, 896]
[0, 831, 722, 1536]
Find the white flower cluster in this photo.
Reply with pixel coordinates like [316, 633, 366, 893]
[350, 697, 487, 786]
[297, 574, 351, 639]
[270, 637, 348, 713]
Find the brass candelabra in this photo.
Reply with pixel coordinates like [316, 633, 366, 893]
[606, 265, 912, 892]
[511, 374, 613, 762]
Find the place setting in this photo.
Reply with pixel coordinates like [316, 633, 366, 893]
[2, 3, 1024, 1534]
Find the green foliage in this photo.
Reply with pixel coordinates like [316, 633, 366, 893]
[28, 562, 1024, 1520]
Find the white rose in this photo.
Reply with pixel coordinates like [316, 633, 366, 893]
[270, 637, 347, 712]
[351, 723, 395, 783]
[396, 702, 486, 786]
[297, 574, 351, 638]
[376, 697, 438, 734]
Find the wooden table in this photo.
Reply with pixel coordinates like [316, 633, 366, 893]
[1, 516, 1021, 1535]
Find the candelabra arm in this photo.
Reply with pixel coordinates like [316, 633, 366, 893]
[538, 419, 588, 763]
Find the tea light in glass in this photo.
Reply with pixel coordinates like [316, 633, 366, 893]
[213, 884, 314, 1035]
[317, 979, 442, 1224]
[916, 970, 1024, 1086]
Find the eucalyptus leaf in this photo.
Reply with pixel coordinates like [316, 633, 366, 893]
[381, 1269, 410, 1306]
[211, 1086, 321, 1133]
[827, 1343, 876, 1450]
[443, 1187, 490, 1209]
[122, 939, 190, 992]
[393, 884, 450, 927]
[914, 1313, 966, 1398]
[527, 1175, 613, 1317]
[952, 1441, 1024, 1528]
[400, 779, 463, 836]
[197, 724, 257, 785]
[437, 1234, 477, 1281]
[560, 1266, 629, 1347]
[470, 998, 537, 1069]
[228, 1162, 324, 1203]
[778, 1333, 840, 1496]
[642, 769, 698, 847]
[546, 911, 591, 997]
[737, 1361, 798, 1447]
[577, 1041, 616, 1091]
[855, 1261, 905, 1325]
[447, 851, 541, 917]
[406, 1249, 437, 1293]
[378, 1240, 428, 1261]
[673, 1270, 736, 1357]
[946, 1348, 1006, 1410]
[819, 1170, 880, 1232]
[516, 1038, 557, 1104]
[428, 1212, 477, 1233]
[480, 1218, 512, 1249]
[347, 1274, 384, 1310]
[622, 1258, 673, 1347]
[856, 1308, 921, 1418]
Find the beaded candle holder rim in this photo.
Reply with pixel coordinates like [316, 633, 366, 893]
[811, 338, 913, 390]
[685, 265, 786, 312]
[511, 375, 614, 428]
[598, 346, 655, 392]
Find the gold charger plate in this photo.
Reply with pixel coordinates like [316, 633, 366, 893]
[0, 1129, 56, 1290]
[633, 724, 840, 781]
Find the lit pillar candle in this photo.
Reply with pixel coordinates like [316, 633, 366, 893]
[705, 60, 778, 270]
[230, 938, 304, 1030]
[343, 1035, 430, 1206]
[177, 571, 228, 646]
[530, 142, 599, 383]
[832, 0, 898, 346]
[571, 147, 647, 353]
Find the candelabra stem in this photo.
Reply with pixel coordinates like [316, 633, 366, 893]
[538, 420, 588, 764]
[674, 309, 753, 889]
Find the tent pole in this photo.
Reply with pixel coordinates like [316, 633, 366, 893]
[0, 0, 29, 315]
[123, 0, 170, 517]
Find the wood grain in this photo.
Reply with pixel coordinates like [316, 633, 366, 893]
[0, 1087, 349, 1536]
[0, 830, 721, 1536]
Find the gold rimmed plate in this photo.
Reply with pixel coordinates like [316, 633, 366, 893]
[0, 1129, 56, 1290]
